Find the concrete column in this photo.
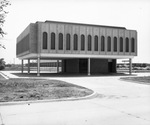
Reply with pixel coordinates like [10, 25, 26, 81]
[57, 60, 59, 73]
[129, 58, 132, 74]
[21, 59, 24, 73]
[37, 57, 40, 76]
[28, 59, 30, 74]
[88, 58, 91, 76]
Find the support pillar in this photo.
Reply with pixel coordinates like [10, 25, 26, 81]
[57, 60, 59, 73]
[21, 59, 24, 73]
[37, 57, 40, 76]
[129, 58, 132, 74]
[28, 59, 30, 74]
[88, 58, 91, 76]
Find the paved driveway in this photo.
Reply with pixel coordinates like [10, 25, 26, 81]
[0, 71, 150, 125]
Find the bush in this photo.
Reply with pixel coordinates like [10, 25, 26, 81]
[0, 65, 5, 70]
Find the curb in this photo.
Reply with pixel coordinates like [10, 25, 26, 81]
[0, 91, 97, 106]
[0, 72, 9, 79]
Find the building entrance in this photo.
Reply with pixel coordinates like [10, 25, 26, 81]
[108, 62, 113, 73]
[108, 59, 116, 73]
[79, 59, 88, 73]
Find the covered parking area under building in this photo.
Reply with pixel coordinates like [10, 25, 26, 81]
[20, 54, 133, 76]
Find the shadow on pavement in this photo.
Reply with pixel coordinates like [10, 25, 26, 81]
[11, 72, 137, 78]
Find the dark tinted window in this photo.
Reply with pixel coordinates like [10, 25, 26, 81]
[101, 36, 105, 51]
[74, 34, 78, 50]
[88, 35, 92, 51]
[126, 37, 129, 52]
[131, 37, 135, 52]
[59, 33, 63, 50]
[113, 37, 117, 52]
[51, 32, 55, 50]
[66, 34, 70, 50]
[120, 37, 123, 52]
[43, 32, 47, 49]
[81, 34, 85, 51]
[94, 35, 98, 51]
[107, 36, 111, 51]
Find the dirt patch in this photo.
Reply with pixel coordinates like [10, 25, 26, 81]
[0, 78, 93, 102]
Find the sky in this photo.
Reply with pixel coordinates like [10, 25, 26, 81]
[0, 0, 150, 64]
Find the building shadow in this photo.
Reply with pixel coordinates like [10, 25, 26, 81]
[11, 72, 137, 78]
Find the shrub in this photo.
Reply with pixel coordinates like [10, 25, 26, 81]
[0, 65, 5, 70]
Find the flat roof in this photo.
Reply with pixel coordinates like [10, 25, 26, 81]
[44, 20, 126, 29]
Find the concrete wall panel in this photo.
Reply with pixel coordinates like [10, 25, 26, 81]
[17, 24, 30, 43]
[65, 24, 72, 53]
[86, 26, 93, 54]
[125, 30, 130, 55]
[112, 29, 119, 55]
[50, 23, 57, 53]
[106, 28, 113, 55]
[80, 26, 87, 53]
[72, 25, 80, 54]
[57, 24, 65, 53]
[41, 23, 49, 53]
[30, 23, 37, 53]
[119, 29, 125, 55]
[130, 30, 137, 56]
[16, 24, 31, 56]
[99, 28, 106, 55]
[93, 27, 99, 55]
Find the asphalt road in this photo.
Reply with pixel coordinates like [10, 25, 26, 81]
[0, 71, 150, 125]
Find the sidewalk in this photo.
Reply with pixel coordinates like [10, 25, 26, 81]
[0, 71, 150, 125]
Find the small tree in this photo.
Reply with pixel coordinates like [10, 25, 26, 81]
[0, 58, 5, 70]
[0, 0, 10, 49]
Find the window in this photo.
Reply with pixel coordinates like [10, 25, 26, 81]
[107, 36, 111, 51]
[88, 35, 92, 51]
[131, 37, 135, 52]
[101, 36, 105, 51]
[81, 34, 85, 51]
[120, 37, 123, 52]
[59, 33, 63, 50]
[125, 37, 129, 52]
[94, 35, 98, 51]
[74, 34, 78, 50]
[113, 37, 117, 52]
[51, 32, 55, 50]
[66, 33, 70, 50]
[43, 32, 47, 49]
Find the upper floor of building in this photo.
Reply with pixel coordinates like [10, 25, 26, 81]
[16, 21, 137, 59]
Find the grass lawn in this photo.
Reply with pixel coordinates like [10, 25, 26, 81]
[120, 76, 150, 85]
[0, 78, 93, 102]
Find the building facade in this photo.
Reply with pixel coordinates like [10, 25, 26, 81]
[16, 20, 137, 75]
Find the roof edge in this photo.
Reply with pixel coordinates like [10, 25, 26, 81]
[44, 20, 126, 29]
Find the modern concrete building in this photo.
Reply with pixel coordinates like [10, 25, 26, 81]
[16, 20, 137, 76]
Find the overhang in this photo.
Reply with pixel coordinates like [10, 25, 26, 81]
[17, 53, 134, 60]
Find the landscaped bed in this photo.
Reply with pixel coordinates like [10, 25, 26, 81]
[0, 78, 93, 102]
[120, 76, 150, 85]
